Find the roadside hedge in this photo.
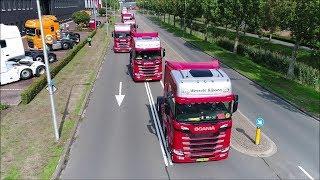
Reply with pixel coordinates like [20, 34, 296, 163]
[21, 30, 97, 104]
[215, 37, 320, 90]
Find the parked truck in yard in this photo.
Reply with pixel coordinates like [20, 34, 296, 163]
[112, 23, 132, 53]
[1, 24, 47, 85]
[24, 15, 80, 51]
[156, 60, 239, 163]
[130, 32, 166, 81]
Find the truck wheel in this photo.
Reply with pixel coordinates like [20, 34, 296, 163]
[35, 65, 46, 77]
[75, 33, 80, 43]
[20, 69, 33, 80]
[62, 42, 70, 50]
[156, 97, 163, 118]
[48, 54, 57, 63]
[35, 55, 44, 62]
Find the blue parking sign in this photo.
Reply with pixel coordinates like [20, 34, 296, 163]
[256, 117, 264, 128]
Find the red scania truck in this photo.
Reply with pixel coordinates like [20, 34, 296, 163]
[112, 23, 132, 53]
[121, 12, 134, 23]
[157, 60, 239, 163]
[124, 19, 138, 34]
[130, 32, 166, 81]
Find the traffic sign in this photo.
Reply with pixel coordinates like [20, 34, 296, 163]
[256, 117, 264, 128]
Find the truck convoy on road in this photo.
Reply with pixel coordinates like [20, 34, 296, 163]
[129, 32, 165, 81]
[113, 23, 132, 53]
[24, 15, 80, 51]
[1, 24, 47, 85]
[114, 10, 239, 164]
[157, 61, 239, 163]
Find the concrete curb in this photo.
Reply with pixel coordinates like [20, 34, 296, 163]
[143, 13, 319, 121]
[51, 32, 111, 180]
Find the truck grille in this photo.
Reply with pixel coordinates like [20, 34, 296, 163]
[182, 129, 229, 159]
[138, 65, 160, 77]
[118, 43, 129, 48]
[27, 41, 34, 48]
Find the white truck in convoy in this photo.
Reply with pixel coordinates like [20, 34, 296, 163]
[1, 24, 47, 85]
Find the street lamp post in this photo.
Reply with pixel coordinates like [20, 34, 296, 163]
[35, 0, 59, 141]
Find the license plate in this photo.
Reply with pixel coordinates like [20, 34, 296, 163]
[146, 78, 152, 81]
[196, 158, 209, 162]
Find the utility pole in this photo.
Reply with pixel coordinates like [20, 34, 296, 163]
[105, 0, 109, 34]
[35, 0, 59, 141]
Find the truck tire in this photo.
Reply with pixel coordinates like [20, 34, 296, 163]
[48, 54, 57, 63]
[75, 33, 80, 43]
[35, 55, 44, 62]
[35, 65, 46, 77]
[156, 97, 163, 117]
[62, 42, 70, 50]
[20, 69, 33, 80]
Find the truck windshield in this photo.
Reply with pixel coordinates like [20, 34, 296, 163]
[115, 32, 130, 38]
[25, 28, 36, 36]
[175, 102, 231, 122]
[135, 50, 161, 60]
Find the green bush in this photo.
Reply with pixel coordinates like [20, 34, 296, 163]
[72, 11, 90, 25]
[21, 30, 97, 104]
[215, 37, 320, 90]
[98, 8, 106, 16]
[0, 103, 9, 111]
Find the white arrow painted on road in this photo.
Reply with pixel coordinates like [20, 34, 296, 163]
[115, 82, 125, 106]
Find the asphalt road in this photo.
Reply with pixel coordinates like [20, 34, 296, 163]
[61, 13, 319, 179]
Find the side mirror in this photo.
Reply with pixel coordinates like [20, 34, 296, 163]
[111, 32, 114, 37]
[162, 48, 166, 57]
[164, 103, 170, 115]
[233, 95, 239, 113]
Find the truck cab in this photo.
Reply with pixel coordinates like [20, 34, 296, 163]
[124, 19, 138, 34]
[112, 23, 132, 53]
[121, 13, 134, 23]
[1, 24, 46, 85]
[157, 61, 239, 163]
[24, 16, 78, 51]
[130, 32, 165, 81]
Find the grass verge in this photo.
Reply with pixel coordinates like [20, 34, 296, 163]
[148, 15, 320, 117]
[0, 103, 9, 111]
[1, 27, 110, 179]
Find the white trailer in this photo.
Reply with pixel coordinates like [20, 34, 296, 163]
[1, 24, 46, 85]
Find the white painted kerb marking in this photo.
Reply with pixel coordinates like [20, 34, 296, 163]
[298, 166, 314, 180]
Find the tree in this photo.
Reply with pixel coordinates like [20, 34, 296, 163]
[185, 0, 203, 34]
[261, 0, 280, 40]
[225, 0, 262, 53]
[72, 11, 90, 26]
[285, 0, 319, 78]
[202, 0, 220, 41]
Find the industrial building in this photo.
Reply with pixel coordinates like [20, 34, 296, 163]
[0, 0, 85, 31]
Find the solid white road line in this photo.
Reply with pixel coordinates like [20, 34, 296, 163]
[298, 166, 314, 180]
[160, 80, 164, 88]
[144, 82, 169, 166]
[0, 88, 23, 91]
[146, 82, 173, 165]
